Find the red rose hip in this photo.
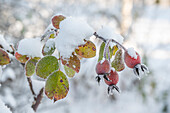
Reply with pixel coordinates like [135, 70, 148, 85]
[104, 69, 120, 94]
[104, 70, 119, 85]
[124, 51, 141, 68]
[124, 48, 149, 77]
[96, 59, 110, 75]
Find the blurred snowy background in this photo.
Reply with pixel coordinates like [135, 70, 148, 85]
[0, 0, 170, 113]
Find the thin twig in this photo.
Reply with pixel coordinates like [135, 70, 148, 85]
[94, 32, 106, 42]
[111, 38, 127, 52]
[32, 87, 44, 112]
[27, 77, 36, 100]
[94, 32, 127, 52]
[0, 44, 15, 56]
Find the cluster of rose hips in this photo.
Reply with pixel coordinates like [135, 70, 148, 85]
[95, 39, 148, 95]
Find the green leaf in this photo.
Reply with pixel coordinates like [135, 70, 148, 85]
[61, 54, 80, 73]
[52, 15, 66, 29]
[36, 56, 59, 79]
[25, 58, 38, 77]
[98, 42, 119, 62]
[45, 71, 69, 102]
[0, 48, 10, 65]
[98, 42, 105, 62]
[64, 65, 75, 78]
[111, 49, 125, 71]
[75, 40, 96, 58]
[42, 42, 56, 56]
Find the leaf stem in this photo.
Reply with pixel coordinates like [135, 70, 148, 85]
[103, 39, 111, 61]
[27, 77, 36, 100]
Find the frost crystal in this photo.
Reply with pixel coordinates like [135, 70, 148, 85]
[17, 38, 43, 58]
[97, 26, 124, 48]
[127, 47, 137, 59]
[0, 34, 13, 52]
[55, 17, 94, 58]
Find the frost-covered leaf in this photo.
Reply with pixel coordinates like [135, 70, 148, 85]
[42, 39, 56, 56]
[64, 65, 75, 78]
[36, 56, 59, 79]
[25, 58, 38, 77]
[111, 49, 125, 71]
[98, 42, 117, 61]
[42, 45, 55, 56]
[15, 52, 29, 63]
[45, 71, 69, 102]
[75, 40, 96, 58]
[52, 15, 66, 29]
[61, 54, 80, 73]
[0, 48, 10, 65]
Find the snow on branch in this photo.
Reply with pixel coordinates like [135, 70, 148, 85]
[0, 34, 13, 52]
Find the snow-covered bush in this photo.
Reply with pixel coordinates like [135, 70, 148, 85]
[0, 14, 149, 112]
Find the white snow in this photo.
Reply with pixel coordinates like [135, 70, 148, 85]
[99, 58, 106, 64]
[44, 23, 56, 34]
[18, 104, 35, 113]
[0, 68, 15, 82]
[17, 38, 44, 58]
[0, 99, 12, 113]
[0, 34, 13, 52]
[43, 38, 55, 53]
[31, 78, 45, 95]
[1, 88, 16, 108]
[127, 48, 137, 59]
[96, 26, 124, 48]
[55, 17, 94, 58]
